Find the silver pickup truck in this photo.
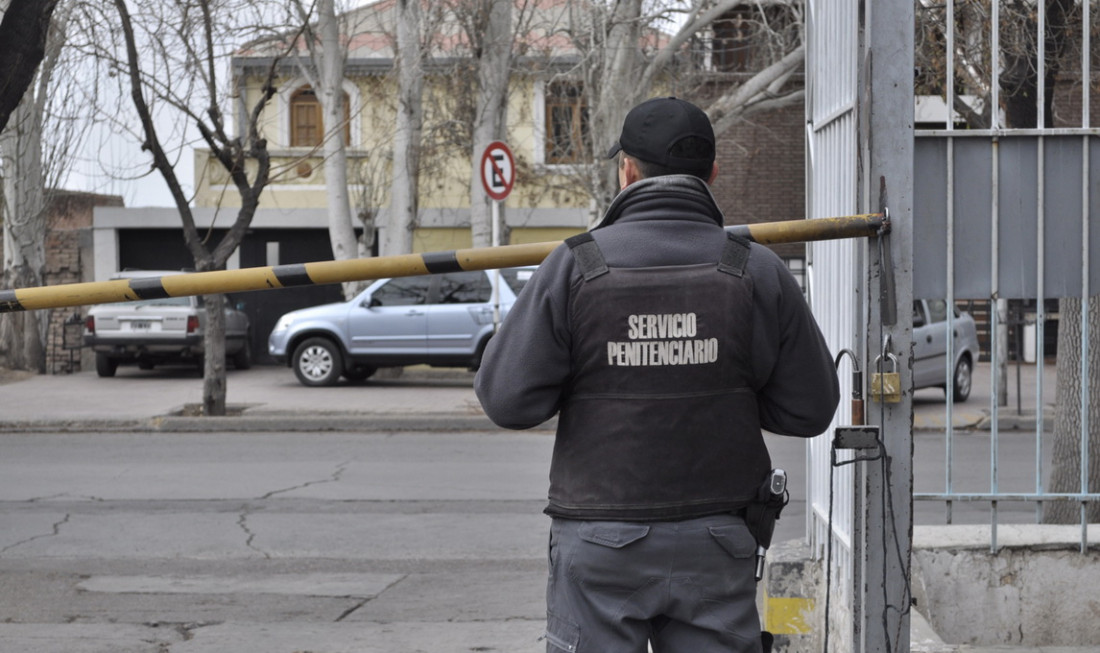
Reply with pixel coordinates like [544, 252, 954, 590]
[83, 271, 252, 377]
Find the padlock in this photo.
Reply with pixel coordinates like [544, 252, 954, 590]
[870, 353, 901, 403]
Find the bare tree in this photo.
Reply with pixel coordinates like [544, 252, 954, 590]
[105, 0, 290, 415]
[545, 0, 805, 216]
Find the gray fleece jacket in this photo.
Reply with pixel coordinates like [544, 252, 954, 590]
[474, 175, 839, 438]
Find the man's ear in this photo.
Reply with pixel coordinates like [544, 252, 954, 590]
[707, 162, 719, 185]
[620, 156, 642, 189]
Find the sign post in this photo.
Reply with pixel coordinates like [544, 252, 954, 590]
[480, 141, 515, 329]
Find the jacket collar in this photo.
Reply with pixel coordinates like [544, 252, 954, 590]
[593, 174, 725, 230]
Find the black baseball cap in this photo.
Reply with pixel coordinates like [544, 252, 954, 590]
[606, 97, 715, 168]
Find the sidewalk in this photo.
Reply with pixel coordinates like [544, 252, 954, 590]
[0, 360, 1057, 433]
[911, 360, 1056, 432]
[0, 365, 505, 433]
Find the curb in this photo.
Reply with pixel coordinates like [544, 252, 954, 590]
[0, 413, 560, 434]
[914, 411, 1054, 432]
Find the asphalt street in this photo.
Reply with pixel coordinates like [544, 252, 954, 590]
[0, 360, 1068, 652]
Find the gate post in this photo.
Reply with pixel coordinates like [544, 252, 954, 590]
[859, 0, 914, 651]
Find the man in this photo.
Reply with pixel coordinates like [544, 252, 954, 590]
[474, 97, 839, 653]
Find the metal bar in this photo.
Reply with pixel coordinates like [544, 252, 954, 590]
[1081, 139, 1091, 553]
[1035, 136, 1047, 555]
[946, 136, 956, 525]
[1037, 0, 1046, 129]
[0, 213, 889, 314]
[991, 138, 1003, 530]
[915, 493, 1100, 502]
[946, 0, 955, 131]
[991, 0, 1000, 131]
[1084, 0, 1091, 130]
[916, 128, 1100, 138]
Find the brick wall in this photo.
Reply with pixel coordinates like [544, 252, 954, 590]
[710, 103, 806, 260]
[1, 191, 122, 374]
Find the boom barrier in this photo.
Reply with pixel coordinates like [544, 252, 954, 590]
[0, 213, 887, 313]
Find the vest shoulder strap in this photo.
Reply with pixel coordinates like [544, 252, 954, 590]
[718, 232, 752, 278]
[565, 232, 609, 281]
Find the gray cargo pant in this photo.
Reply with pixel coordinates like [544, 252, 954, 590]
[544, 514, 762, 653]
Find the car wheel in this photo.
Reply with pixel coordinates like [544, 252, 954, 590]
[952, 356, 972, 403]
[233, 337, 253, 370]
[293, 337, 344, 387]
[342, 365, 376, 382]
[96, 353, 118, 378]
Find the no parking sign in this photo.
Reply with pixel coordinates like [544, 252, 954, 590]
[480, 141, 515, 201]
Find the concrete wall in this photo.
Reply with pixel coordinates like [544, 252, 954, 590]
[762, 525, 1100, 652]
[912, 525, 1100, 648]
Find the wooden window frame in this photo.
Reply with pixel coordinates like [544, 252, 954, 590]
[289, 86, 351, 148]
[544, 81, 589, 165]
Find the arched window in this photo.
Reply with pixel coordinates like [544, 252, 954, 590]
[289, 86, 351, 147]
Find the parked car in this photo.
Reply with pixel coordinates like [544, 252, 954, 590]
[912, 299, 980, 402]
[268, 267, 536, 386]
[84, 271, 252, 377]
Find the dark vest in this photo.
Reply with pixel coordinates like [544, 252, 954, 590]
[546, 232, 772, 521]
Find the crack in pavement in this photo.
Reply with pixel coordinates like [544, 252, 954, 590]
[237, 504, 270, 559]
[0, 512, 70, 555]
[260, 460, 350, 500]
[333, 574, 406, 622]
[144, 620, 221, 649]
[238, 461, 351, 558]
[27, 493, 104, 503]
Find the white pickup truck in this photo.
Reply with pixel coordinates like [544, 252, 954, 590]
[83, 271, 252, 377]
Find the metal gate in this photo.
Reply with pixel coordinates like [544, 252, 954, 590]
[806, 1, 915, 652]
[911, 0, 1099, 551]
[805, 0, 1097, 651]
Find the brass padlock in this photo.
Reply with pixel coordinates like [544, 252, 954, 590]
[870, 353, 901, 403]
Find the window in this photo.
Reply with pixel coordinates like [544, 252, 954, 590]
[711, 6, 800, 73]
[545, 81, 589, 164]
[438, 271, 492, 304]
[289, 87, 351, 148]
[926, 299, 948, 323]
[370, 277, 431, 306]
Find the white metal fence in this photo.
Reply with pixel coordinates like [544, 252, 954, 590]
[805, 0, 861, 648]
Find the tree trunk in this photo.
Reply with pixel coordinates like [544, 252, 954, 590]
[587, 0, 645, 218]
[0, 95, 48, 372]
[1044, 297, 1100, 523]
[316, 0, 363, 298]
[201, 292, 228, 416]
[384, 0, 423, 257]
[468, 0, 511, 249]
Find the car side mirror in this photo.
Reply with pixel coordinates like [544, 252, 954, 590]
[913, 314, 925, 328]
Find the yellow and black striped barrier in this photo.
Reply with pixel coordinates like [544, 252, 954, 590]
[0, 213, 887, 313]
